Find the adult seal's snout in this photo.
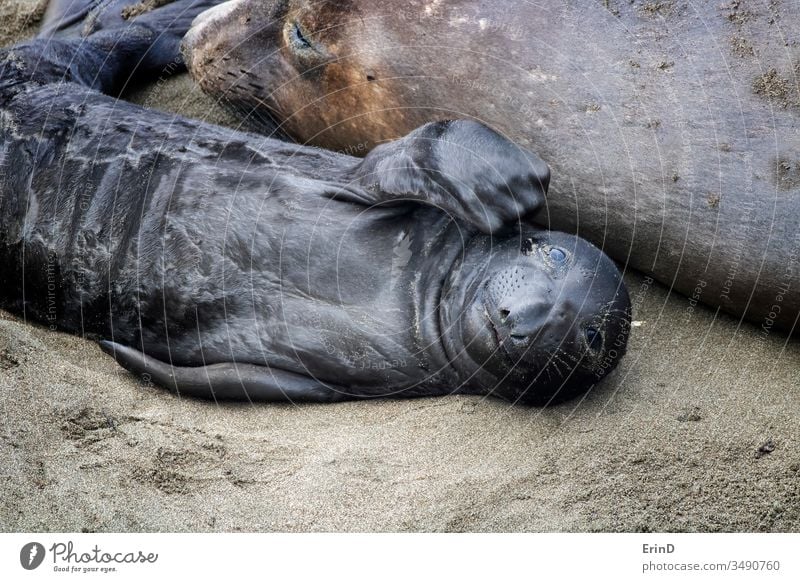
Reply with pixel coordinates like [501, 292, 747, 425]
[181, 0, 242, 73]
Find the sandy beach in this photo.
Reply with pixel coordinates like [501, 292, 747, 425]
[1, 0, 798, 532]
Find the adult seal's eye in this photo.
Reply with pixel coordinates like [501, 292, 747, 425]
[290, 21, 313, 51]
[548, 247, 567, 264]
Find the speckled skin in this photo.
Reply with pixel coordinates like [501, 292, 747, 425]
[184, 0, 800, 333]
[0, 1, 630, 404]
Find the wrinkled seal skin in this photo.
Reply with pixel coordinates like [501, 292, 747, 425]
[0, 1, 631, 405]
[184, 0, 800, 334]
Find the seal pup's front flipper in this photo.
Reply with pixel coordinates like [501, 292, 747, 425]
[99, 341, 351, 403]
[348, 119, 550, 234]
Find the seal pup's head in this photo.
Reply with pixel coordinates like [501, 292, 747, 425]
[441, 228, 631, 406]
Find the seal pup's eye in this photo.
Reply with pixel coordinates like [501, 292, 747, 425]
[548, 247, 567, 264]
[585, 327, 603, 351]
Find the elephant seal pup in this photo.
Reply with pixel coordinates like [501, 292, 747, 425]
[183, 0, 800, 334]
[0, 4, 630, 405]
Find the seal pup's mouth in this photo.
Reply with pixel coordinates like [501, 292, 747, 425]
[487, 309, 505, 351]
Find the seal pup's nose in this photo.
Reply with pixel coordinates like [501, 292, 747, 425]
[497, 301, 553, 339]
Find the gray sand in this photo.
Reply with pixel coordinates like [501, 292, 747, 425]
[1, 0, 798, 532]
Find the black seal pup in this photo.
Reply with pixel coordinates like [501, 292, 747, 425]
[0, 0, 630, 405]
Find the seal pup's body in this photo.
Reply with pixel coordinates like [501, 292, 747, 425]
[0, 0, 630, 404]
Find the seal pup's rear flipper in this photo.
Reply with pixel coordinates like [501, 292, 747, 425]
[40, 0, 101, 37]
[38, 0, 225, 82]
[28, 0, 226, 94]
[41, 0, 224, 38]
[99, 341, 351, 403]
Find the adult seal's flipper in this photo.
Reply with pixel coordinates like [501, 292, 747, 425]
[99, 341, 350, 403]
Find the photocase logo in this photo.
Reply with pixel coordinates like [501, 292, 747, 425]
[20, 542, 45, 570]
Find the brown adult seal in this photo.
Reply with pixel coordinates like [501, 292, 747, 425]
[183, 0, 800, 334]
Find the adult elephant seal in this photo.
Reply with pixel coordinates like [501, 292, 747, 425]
[183, 0, 800, 335]
[0, 3, 631, 405]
